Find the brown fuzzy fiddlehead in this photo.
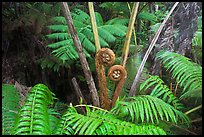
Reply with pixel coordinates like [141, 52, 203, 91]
[95, 48, 115, 110]
[108, 65, 127, 108]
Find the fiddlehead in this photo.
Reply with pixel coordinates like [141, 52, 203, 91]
[108, 65, 127, 108]
[95, 48, 115, 67]
[95, 48, 115, 110]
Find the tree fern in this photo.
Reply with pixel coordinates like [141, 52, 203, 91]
[111, 95, 189, 125]
[37, 56, 71, 72]
[140, 75, 184, 110]
[156, 50, 202, 99]
[2, 84, 20, 135]
[12, 84, 56, 135]
[54, 105, 166, 135]
[46, 8, 127, 67]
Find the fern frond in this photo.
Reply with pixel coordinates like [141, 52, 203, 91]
[48, 25, 68, 32]
[46, 9, 128, 68]
[48, 108, 61, 134]
[2, 84, 20, 135]
[111, 95, 190, 125]
[50, 16, 67, 25]
[95, 12, 104, 26]
[13, 84, 56, 135]
[98, 27, 116, 43]
[78, 32, 96, 53]
[156, 51, 202, 99]
[47, 39, 71, 49]
[71, 9, 90, 24]
[138, 12, 157, 23]
[100, 25, 127, 37]
[105, 17, 129, 26]
[52, 44, 79, 62]
[55, 105, 166, 135]
[140, 75, 184, 110]
[46, 33, 69, 41]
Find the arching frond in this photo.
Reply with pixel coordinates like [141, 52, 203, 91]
[48, 25, 68, 33]
[140, 75, 184, 110]
[105, 17, 129, 26]
[2, 84, 20, 135]
[12, 84, 56, 135]
[95, 12, 104, 26]
[55, 105, 166, 135]
[156, 50, 202, 99]
[111, 95, 190, 125]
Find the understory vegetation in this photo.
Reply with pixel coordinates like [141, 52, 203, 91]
[2, 2, 202, 135]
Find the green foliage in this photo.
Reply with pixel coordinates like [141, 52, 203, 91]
[99, 2, 130, 18]
[156, 51, 202, 99]
[111, 95, 189, 125]
[55, 105, 166, 135]
[2, 84, 20, 135]
[37, 56, 71, 72]
[46, 8, 127, 67]
[12, 84, 56, 135]
[140, 75, 184, 110]
[192, 27, 202, 64]
[137, 12, 157, 23]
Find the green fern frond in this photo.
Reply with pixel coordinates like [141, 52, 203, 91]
[47, 39, 72, 49]
[50, 16, 67, 25]
[100, 25, 127, 37]
[2, 84, 20, 135]
[52, 44, 79, 62]
[138, 12, 157, 23]
[111, 95, 189, 125]
[78, 32, 96, 53]
[156, 51, 202, 99]
[95, 12, 104, 26]
[47, 33, 69, 41]
[105, 17, 129, 26]
[37, 56, 71, 72]
[48, 108, 61, 134]
[46, 8, 128, 68]
[71, 9, 90, 24]
[98, 27, 116, 43]
[13, 84, 56, 135]
[73, 19, 87, 28]
[48, 25, 68, 33]
[55, 105, 166, 135]
[140, 75, 184, 110]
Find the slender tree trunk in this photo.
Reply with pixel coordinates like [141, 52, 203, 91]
[129, 2, 179, 96]
[60, 2, 100, 107]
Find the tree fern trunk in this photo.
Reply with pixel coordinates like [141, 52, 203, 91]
[60, 2, 100, 107]
[173, 2, 199, 57]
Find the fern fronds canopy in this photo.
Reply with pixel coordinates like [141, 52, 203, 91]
[13, 84, 56, 135]
[46, 8, 127, 65]
[156, 50, 202, 99]
[111, 95, 190, 125]
[54, 105, 166, 135]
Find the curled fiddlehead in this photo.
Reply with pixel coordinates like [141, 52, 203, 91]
[95, 48, 115, 110]
[95, 48, 115, 67]
[108, 65, 127, 108]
